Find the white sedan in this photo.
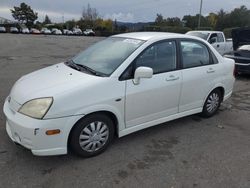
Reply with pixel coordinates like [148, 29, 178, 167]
[3, 32, 235, 157]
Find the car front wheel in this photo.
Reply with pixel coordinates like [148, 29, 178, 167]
[201, 89, 222, 117]
[69, 114, 114, 157]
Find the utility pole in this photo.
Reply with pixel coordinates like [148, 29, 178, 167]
[62, 13, 64, 24]
[198, 0, 203, 29]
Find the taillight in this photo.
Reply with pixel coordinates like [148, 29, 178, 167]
[233, 64, 236, 77]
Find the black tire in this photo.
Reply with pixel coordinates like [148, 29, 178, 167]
[69, 113, 114, 157]
[201, 89, 222, 118]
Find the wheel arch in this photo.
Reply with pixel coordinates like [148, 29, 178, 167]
[203, 85, 225, 107]
[67, 110, 120, 149]
[217, 86, 225, 101]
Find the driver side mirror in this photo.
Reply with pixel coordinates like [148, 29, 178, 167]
[133, 67, 153, 85]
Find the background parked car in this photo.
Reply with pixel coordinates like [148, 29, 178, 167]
[21, 28, 29, 34]
[0, 26, 6, 33]
[30, 28, 41, 34]
[41, 28, 51, 35]
[10, 27, 19, 33]
[51, 28, 57, 33]
[63, 29, 68, 35]
[63, 29, 73, 35]
[52, 29, 62, 35]
[224, 27, 250, 74]
[40, 27, 47, 33]
[72, 28, 82, 35]
[44, 29, 52, 35]
[186, 31, 233, 55]
[68, 30, 73, 35]
[83, 29, 95, 36]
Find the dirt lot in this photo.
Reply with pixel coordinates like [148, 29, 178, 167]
[0, 34, 249, 188]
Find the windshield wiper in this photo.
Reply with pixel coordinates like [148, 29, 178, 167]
[74, 63, 107, 77]
[66, 60, 107, 77]
[65, 60, 81, 71]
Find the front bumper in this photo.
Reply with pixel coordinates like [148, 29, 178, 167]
[3, 99, 82, 156]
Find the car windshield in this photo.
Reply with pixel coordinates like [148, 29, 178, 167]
[71, 37, 145, 76]
[187, 32, 209, 40]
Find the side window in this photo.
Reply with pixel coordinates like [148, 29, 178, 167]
[181, 41, 210, 69]
[217, 33, 224, 42]
[135, 41, 177, 74]
[209, 33, 218, 44]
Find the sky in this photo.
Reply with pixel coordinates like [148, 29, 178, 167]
[0, 0, 250, 23]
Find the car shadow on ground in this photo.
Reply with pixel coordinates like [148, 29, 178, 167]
[236, 73, 250, 80]
[9, 113, 205, 163]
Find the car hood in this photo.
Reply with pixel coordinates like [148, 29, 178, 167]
[232, 27, 250, 50]
[10, 63, 99, 104]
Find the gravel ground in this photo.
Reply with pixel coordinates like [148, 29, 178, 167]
[0, 34, 249, 188]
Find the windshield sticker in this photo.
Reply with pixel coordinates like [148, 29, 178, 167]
[123, 39, 141, 45]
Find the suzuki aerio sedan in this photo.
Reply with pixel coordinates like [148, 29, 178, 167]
[3, 32, 235, 157]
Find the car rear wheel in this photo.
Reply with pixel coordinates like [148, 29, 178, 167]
[69, 114, 114, 157]
[201, 89, 222, 117]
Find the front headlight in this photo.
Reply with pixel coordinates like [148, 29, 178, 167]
[18, 97, 53, 119]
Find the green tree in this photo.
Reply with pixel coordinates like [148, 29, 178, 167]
[228, 6, 250, 27]
[10, 2, 38, 27]
[166, 17, 182, 27]
[182, 14, 210, 29]
[65, 19, 76, 30]
[82, 3, 98, 28]
[215, 9, 229, 30]
[207, 13, 218, 29]
[155, 14, 164, 25]
[43, 15, 52, 25]
[114, 19, 118, 32]
[182, 15, 199, 29]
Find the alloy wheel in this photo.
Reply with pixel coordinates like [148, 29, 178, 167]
[206, 92, 220, 113]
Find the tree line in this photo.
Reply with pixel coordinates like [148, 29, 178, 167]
[151, 5, 250, 37]
[9, 2, 250, 37]
[9, 2, 125, 35]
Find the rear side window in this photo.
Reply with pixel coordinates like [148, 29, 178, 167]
[135, 41, 177, 74]
[181, 41, 210, 69]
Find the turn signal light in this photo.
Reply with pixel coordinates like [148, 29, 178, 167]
[46, 129, 60, 135]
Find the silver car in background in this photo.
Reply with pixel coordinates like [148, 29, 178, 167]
[10, 27, 19, 33]
[21, 28, 30, 34]
[0, 26, 6, 33]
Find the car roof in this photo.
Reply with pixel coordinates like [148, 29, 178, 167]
[113, 32, 199, 41]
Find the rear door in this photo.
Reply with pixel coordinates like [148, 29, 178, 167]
[124, 40, 182, 128]
[179, 40, 221, 112]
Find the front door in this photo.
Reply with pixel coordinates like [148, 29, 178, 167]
[125, 40, 182, 128]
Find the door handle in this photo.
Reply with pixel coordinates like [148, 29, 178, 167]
[166, 76, 179, 81]
[217, 44, 220, 48]
[207, 68, 215, 73]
